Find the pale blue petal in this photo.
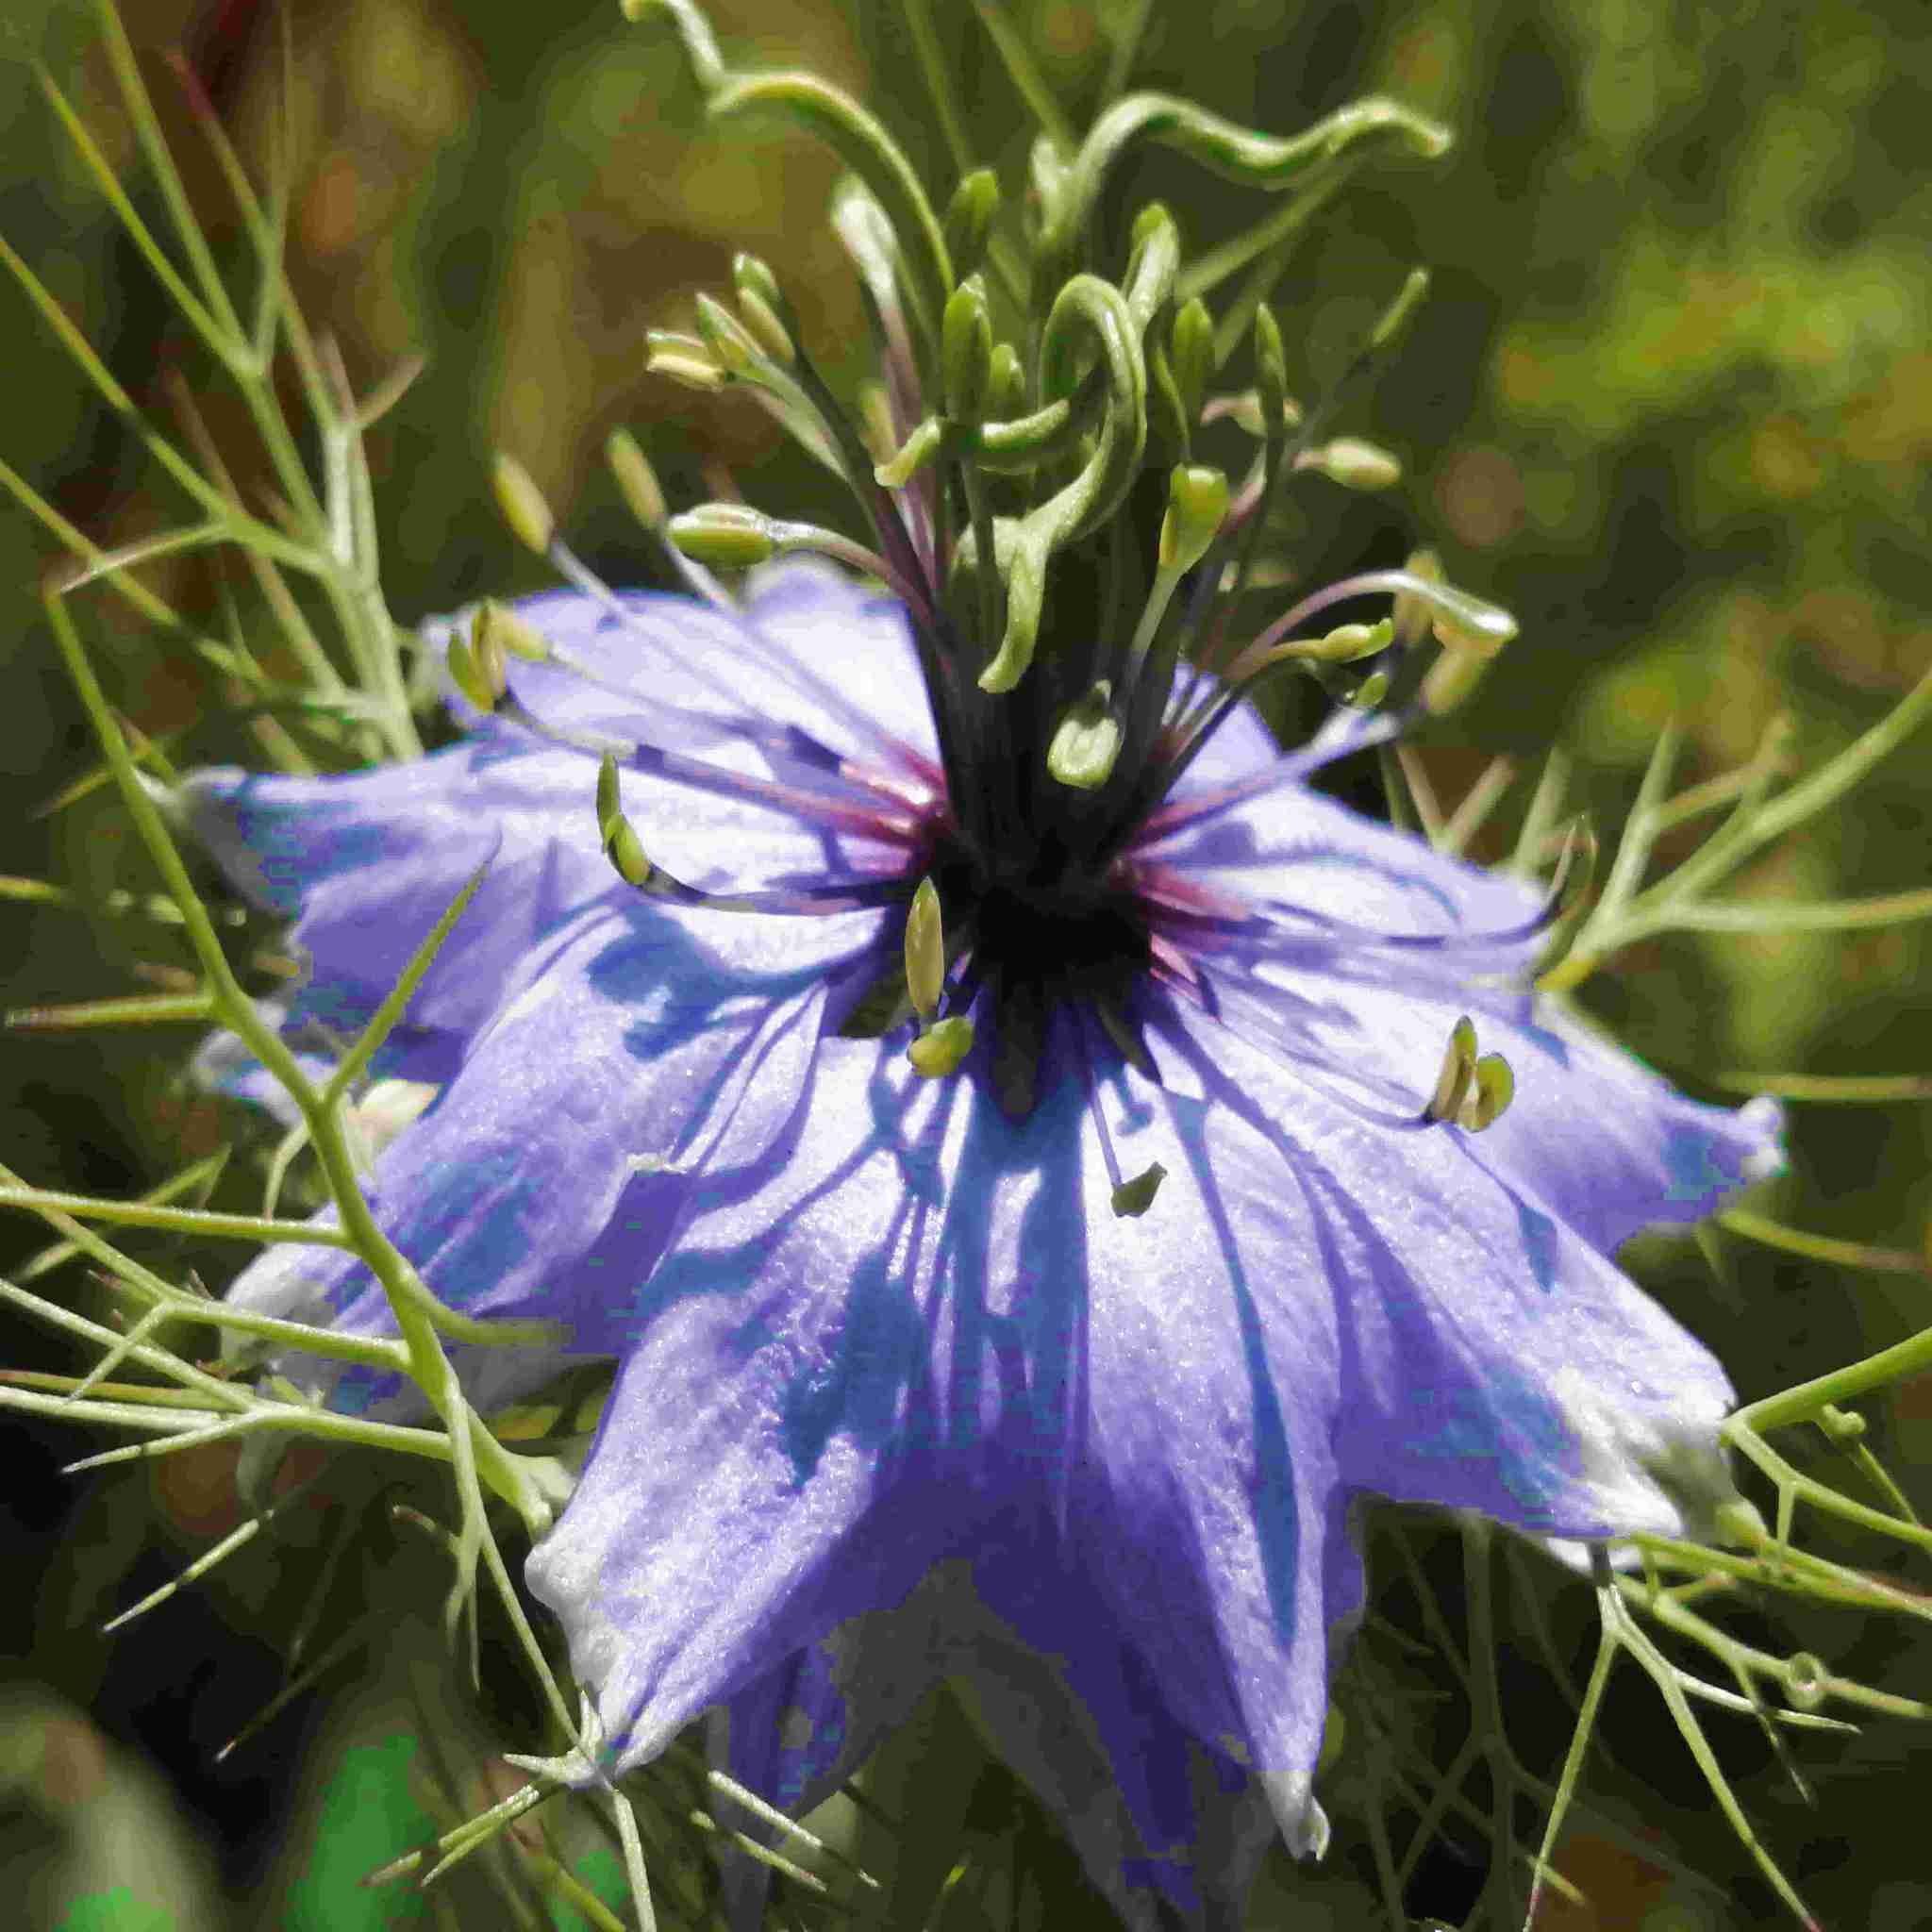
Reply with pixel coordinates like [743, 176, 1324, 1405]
[221, 900, 884, 1414]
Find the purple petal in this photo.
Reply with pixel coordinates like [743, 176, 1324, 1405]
[528, 1035, 1357, 1865]
[220, 900, 883, 1414]
[1147, 1007, 1744, 1541]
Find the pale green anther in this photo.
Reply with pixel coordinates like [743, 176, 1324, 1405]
[1426, 1014, 1479, 1123]
[1208, 390, 1283, 437]
[694, 292, 759, 374]
[1391, 547, 1443, 647]
[644, 331, 729, 392]
[1171, 297, 1213, 421]
[1422, 635, 1497, 716]
[607, 428, 667, 529]
[1458, 1053, 1514, 1132]
[1253, 305, 1289, 440]
[1111, 1162, 1166, 1218]
[596, 753, 654, 889]
[736, 288, 794, 364]
[1349, 668, 1391, 708]
[857, 379, 898, 463]
[1306, 436, 1403, 491]
[1306, 616, 1394, 664]
[904, 876, 944, 1022]
[908, 1015, 974, 1077]
[1048, 681, 1123, 791]
[874, 414, 946, 490]
[1371, 266, 1431, 351]
[491, 453, 555, 554]
[942, 169, 1000, 280]
[1158, 464, 1229, 572]
[476, 598, 552, 663]
[731, 253, 795, 363]
[987, 341, 1025, 420]
[942, 276, 993, 422]
[445, 628, 498, 714]
[667, 504, 776, 569]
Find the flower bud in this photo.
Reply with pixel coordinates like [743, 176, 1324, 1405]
[491, 453, 554, 554]
[942, 168, 1000, 281]
[1158, 465, 1229, 573]
[607, 428, 666, 530]
[1253, 304, 1290, 441]
[667, 504, 776, 569]
[942, 275, 993, 423]
[1304, 437, 1403, 491]
[731, 253, 795, 363]
[1170, 296, 1213, 424]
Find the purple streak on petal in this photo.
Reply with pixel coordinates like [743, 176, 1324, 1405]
[1142, 700, 1400, 838]
[182, 716, 905, 1045]
[1137, 770, 1543, 957]
[434, 562, 940, 784]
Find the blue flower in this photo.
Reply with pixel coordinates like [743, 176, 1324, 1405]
[183, 558, 1780, 1924]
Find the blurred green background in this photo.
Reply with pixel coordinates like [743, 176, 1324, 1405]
[1, 0, 1928, 1926]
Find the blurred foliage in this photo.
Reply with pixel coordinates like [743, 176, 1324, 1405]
[1, 0, 1927, 1926]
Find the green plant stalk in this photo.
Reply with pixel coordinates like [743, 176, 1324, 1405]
[41, 588, 566, 1674]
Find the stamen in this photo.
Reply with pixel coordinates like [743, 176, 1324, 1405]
[1075, 1008, 1165, 1218]
[593, 756, 912, 915]
[501, 696, 923, 846]
[908, 1013, 974, 1077]
[1422, 1014, 1515, 1130]
[511, 541, 941, 799]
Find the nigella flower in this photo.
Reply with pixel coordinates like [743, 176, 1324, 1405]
[182, 552, 1781, 1924]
